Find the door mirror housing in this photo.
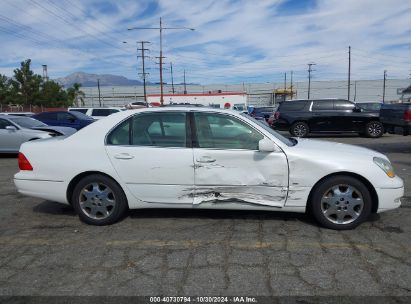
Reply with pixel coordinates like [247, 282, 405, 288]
[5, 126, 17, 131]
[258, 138, 277, 152]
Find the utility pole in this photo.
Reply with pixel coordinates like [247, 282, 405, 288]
[137, 41, 150, 102]
[97, 78, 101, 107]
[128, 18, 195, 106]
[170, 62, 175, 94]
[383, 70, 387, 103]
[354, 81, 357, 102]
[284, 72, 287, 90]
[348, 45, 351, 100]
[307, 63, 316, 99]
[290, 71, 293, 99]
[183, 69, 187, 94]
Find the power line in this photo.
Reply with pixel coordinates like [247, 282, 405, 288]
[28, 0, 129, 54]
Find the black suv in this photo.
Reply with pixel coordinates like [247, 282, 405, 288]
[271, 99, 383, 138]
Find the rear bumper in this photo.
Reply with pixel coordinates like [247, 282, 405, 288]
[14, 177, 69, 204]
[272, 121, 290, 130]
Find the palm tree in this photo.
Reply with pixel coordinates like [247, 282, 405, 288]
[68, 83, 85, 106]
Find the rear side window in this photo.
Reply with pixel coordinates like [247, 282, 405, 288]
[279, 102, 307, 111]
[312, 101, 333, 111]
[107, 119, 131, 145]
[92, 109, 117, 116]
[69, 109, 88, 114]
[37, 112, 57, 120]
[57, 112, 75, 121]
[107, 112, 187, 148]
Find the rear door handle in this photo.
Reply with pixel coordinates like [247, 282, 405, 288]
[114, 153, 134, 160]
[197, 156, 216, 163]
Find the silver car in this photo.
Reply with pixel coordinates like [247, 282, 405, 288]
[0, 115, 77, 153]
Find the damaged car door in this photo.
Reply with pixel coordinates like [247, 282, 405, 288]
[191, 112, 289, 207]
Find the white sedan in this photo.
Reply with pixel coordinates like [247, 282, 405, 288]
[14, 107, 404, 230]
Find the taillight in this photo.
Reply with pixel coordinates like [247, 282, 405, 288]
[274, 111, 280, 120]
[404, 109, 411, 122]
[18, 153, 33, 171]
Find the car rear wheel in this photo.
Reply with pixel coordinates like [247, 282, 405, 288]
[72, 174, 128, 225]
[365, 121, 383, 138]
[310, 175, 372, 230]
[290, 121, 309, 137]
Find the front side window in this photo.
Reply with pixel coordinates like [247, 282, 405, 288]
[107, 112, 187, 148]
[194, 112, 263, 150]
[334, 100, 355, 111]
[0, 119, 11, 129]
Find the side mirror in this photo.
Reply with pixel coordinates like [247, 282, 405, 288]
[258, 138, 277, 152]
[353, 106, 361, 112]
[5, 126, 17, 131]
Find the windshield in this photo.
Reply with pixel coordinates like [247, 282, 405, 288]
[240, 113, 295, 147]
[8, 116, 48, 128]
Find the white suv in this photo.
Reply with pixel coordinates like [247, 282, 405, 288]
[68, 107, 126, 120]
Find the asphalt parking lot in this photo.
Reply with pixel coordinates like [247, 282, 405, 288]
[0, 134, 410, 297]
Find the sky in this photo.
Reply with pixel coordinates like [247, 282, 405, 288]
[0, 0, 410, 84]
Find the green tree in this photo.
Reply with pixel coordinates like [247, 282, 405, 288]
[39, 80, 69, 107]
[10, 59, 42, 105]
[67, 82, 85, 106]
[0, 74, 10, 106]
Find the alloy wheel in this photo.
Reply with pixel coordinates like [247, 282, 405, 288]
[293, 124, 307, 137]
[320, 184, 364, 225]
[79, 182, 116, 219]
[367, 122, 382, 137]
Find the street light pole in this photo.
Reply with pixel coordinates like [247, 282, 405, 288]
[128, 18, 195, 106]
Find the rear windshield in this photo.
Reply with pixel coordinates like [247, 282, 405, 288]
[279, 101, 307, 111]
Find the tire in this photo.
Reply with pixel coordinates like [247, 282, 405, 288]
[71, 174, 128, 225]
[290, 121, 309, 137]
[310, 175, 372, 230]
[365, 121, 383, 138]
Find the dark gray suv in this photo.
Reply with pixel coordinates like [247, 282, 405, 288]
[271, 99, 383, 138]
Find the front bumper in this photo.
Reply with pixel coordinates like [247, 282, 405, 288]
[375, 185, 404, 213]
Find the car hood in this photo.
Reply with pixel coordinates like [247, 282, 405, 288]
[290, 138, 387, 160]
[31, 126, 77, 136]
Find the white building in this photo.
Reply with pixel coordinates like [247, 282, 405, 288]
[146, 92, 247, 109]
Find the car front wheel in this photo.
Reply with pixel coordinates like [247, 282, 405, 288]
[310, 175, 372, 230]
[72, 174, 128, 225]
[290, 121, 309, 137]
[365, 121, 383, 138]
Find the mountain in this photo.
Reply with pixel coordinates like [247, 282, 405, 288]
[56, 72, 145, 87]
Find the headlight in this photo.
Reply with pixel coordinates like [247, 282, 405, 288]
[373, 157, 395, 178]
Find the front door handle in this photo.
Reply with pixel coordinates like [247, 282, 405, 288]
[197, 156, 216, 163]
[114, 153, 134, 160]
